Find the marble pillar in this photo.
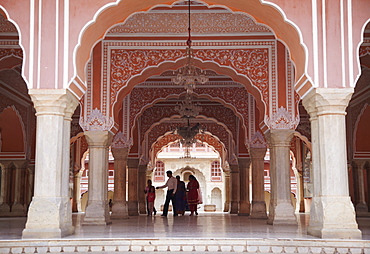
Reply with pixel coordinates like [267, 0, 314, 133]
[223, 172, 230, 212]
[249, 147, 268, 219]
[83, 130, 113, 225]
[72, 171, 82, 212]
[128, 158, 139, 216]
[266, 129, 297, 225]
[138, 164, 147, 214]
[111, 147, 129, 219]
[23, 89, 75, 238]
[11, 161, 27, 216]
[352, 161, 368, 215]
[229, 164, 240, 214]
[0, 166, 10, 214]
[26, 166, 35, 209]
[302, 88, 361, 239]
[238, 158, 251, 216]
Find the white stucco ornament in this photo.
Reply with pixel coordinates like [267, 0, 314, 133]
[80, 108, 114, 131]
[266, 107, 299, 129]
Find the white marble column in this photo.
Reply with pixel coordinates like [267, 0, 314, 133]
[249, 147, 268, 219]
[23, 89, 75, 238]
[353, 161, 368, 215]
[238, 158, 251, 216]
[138, 164, 147, 214]
[26, 165, 35, 208]
[0, 165, 10, 214]
[11, 161, 27, 216]
[83, 130, 113, 225]
[72, 171, 82, 212]
[127, 158, 139, 216]
[111, 147, 129, 219]
[223, 171, 230, 212]
[302, 88, 361, 239]
[229, 164, 240, 214]
[266, 129, 297, 225]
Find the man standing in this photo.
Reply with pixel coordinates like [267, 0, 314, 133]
[156, 170, 177, 217]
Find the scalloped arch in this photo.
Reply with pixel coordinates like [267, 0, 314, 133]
[115, 57, 265, 128]
[73, 0, 308, 96]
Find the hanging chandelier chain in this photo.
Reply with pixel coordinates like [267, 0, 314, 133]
[171, 0, 208, 94]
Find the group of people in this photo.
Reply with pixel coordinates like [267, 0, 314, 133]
[144, 170, 201, 217]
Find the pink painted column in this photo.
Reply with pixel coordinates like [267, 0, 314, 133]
[249, 147, 268, 219]
[127, 158, 139, 216]
[229, 164, 240, 214]
[238, 158, 251, 216]
[111, 147, 129, 219]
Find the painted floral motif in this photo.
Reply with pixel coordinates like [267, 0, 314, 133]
[0, 48, 23, 61]
[108, 12, 271, 34]
[109, 48, 269, 107]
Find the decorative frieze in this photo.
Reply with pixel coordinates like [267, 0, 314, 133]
[108, 12, 271, 34]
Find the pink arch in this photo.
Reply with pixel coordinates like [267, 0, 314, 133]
[74, 0, 308, 95]
[113, 58, 265, 126]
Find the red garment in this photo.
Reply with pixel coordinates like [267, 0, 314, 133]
[147, 192, 155, 202]
[187, 179, 199, 205]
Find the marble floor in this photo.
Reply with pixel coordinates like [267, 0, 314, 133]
[0, 212, 369, 240]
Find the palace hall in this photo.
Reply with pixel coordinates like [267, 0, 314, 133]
[0, 1, 370, 253]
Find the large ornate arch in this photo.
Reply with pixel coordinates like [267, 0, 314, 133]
[72, 0, 308, 97]
[150, 132, 226, 165]
[112, 56, 265, 128]
[138, 101, 238, 145]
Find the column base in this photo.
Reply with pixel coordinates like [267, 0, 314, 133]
[22, 197, 74, 238]
[11, 202, 27, 216]
[250, 201, 267, 219]
[0, 203, 10, 215]
[111, 202, 129, 219]
[308, 227, 362, 239]
[267, 200, 297, 225]
[355, 202, 369, 216]
[238, 201, 250, 216]
[83, 201, 111, 225]
[139, 201, 146, 214]
[128, 201, 139, 216]
[223, 202, 230, 212]
[308, 196, 362, 239]
[230, 201, 239, 214]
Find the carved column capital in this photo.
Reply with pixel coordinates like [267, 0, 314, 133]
[29, 89, 70, 116]
[249, 147, 267, 160]
[265, 129, 294, 147]
[302, 88, 353, 118]
[111, 147, 129, 161]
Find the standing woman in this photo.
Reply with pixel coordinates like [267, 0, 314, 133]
[187, 175, 199, 216]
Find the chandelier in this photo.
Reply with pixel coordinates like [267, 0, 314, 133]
[174, 93, 202, 118]
[171, 0, 209, 93]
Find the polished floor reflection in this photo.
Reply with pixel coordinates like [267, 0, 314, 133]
[1, 212, 370, 240]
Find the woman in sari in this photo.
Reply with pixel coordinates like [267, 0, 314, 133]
[175, 175, 187, 215]
[186, 175, 199, 216]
